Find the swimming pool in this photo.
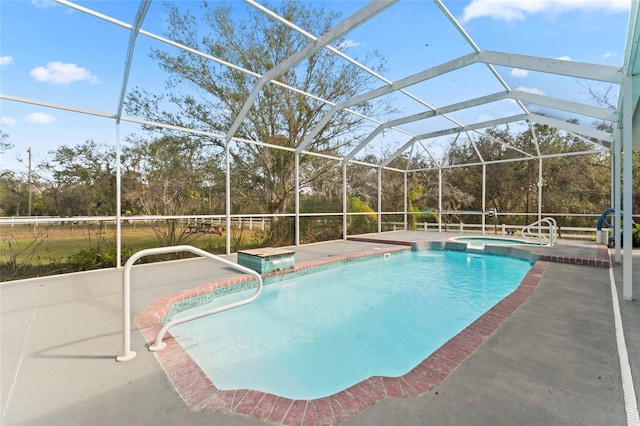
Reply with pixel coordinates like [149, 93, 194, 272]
[452, 236, 542, 247]
[168, 249, 532, 400]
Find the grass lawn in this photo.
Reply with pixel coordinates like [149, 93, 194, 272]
[1, 222, 262, 270]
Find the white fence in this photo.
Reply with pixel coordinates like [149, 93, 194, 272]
[0, 215, 269, 231]
[3, 213, 629, 241]
[385, 221, 601, 240]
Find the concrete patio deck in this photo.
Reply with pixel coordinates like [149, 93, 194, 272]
[1, 231, 638, 425]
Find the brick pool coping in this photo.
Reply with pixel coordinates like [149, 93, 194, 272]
[136, 247, 547, 425]
[348, 237, 611, 268]
[535, 244, 611, 268]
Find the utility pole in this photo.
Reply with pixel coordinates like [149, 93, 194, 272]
[27, 147, 32, 216]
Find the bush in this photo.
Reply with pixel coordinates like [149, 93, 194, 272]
[348, 197, 377, 234]
[65, 244, 136, 271]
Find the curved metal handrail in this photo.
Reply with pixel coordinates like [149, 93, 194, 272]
[522, 217, 557, 246]
[596, 208, 616, 231]
[116, 245, 263, 362]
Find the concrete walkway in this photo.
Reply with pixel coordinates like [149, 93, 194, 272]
[1, 232, 638, 425]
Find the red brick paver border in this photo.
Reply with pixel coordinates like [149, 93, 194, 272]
[136, 249, 548, 425]
[537, 244, 610, 268]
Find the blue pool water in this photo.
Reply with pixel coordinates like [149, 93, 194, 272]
[171, 250, 531, 399]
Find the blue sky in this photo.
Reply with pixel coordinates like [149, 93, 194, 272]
[0, 0, 632, 172]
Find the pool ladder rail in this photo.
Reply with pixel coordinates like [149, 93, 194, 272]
[116, 245, 263, 362]
[521, 217, 557, 247]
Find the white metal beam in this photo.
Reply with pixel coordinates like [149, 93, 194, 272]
[623, 0, 640, 114]
[442, 132, 462, 166]
[403, 172, 408, 230]
[58, 0, 418, 149]
[538, 157, 543, 224]
[438, 167, 443, 232]
[622, 77, 633, 301]
[380, 114, 608, 171]
[433, 0, 531, 117]
[377, 168, 382, 233]
[410, 148, 606, 173]
[295, 153, 300, 246]
[0, 94, 351, 164]
[245, 0, 437, 113]
[478, 51, 624, 84]
[113, 1, 150, 268]
[343, 163, 348, 240]
[115, 1, 150, 123]
[510, 90, 618, 122]
[343, 127, 386, 163]
[465, 131, 484, 163]
[472, 128, 534, 158]
[482, 163, 486, 234]
[297, 51, 481, 153]
[342, 92, 509, 162]
[528, 120, 542, 157]
[416, 139, 441, 166]
[344, 89, 614, 163]
[565, 131, 611, 150]
[414, 114, 529, 142]
[224, 0, 396, 144]
[300, 50, 621, 153]
[614, 126, 622, 264]
[252, 0, 494, 159]
[380, 114, 527, 168]
[527, 113, 614, 143]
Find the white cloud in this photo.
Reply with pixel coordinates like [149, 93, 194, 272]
[511, 68, 529, 77]
[1, 116, 17, 126]
[556, 55, 572, 61]
[31, 0, 57, 8]
[476, 113, 496, 123]
[602, 50, 616, 58]
[0, 56, 13, 67]
[25, 112, 56, 124]
[30, 61, 100, 85]
[461, 0, 630, 23]
[515, 86, 545, 96]
[335, 40, 362, 51]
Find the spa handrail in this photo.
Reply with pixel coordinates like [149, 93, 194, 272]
[116, 245, 263, 362]
[521, 217, 557, 246]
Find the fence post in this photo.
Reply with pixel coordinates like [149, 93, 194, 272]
[459, 222, 463, 232]
[424, 222, 427, 231]
[502, 223, 506, 235]
[249, 217, 253, 230]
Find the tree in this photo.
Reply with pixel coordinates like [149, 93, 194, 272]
[0, 129, 13, 155]
[348, 196, 377, 234]
[38, 140, 116, 216]
[122, 134, 224, 245]
[126, 0, 389, 245]
[0, 170, 28, 215]
[0, 130, 21, 215]
[441, 123, 610, 226]
[347, 155, 379, 211]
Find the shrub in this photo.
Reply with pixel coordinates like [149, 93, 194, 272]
[348, 197, 377, 234]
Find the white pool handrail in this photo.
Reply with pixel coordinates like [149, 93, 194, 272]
[521, 217, 557, 246]
[116, 245, 263, 362]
